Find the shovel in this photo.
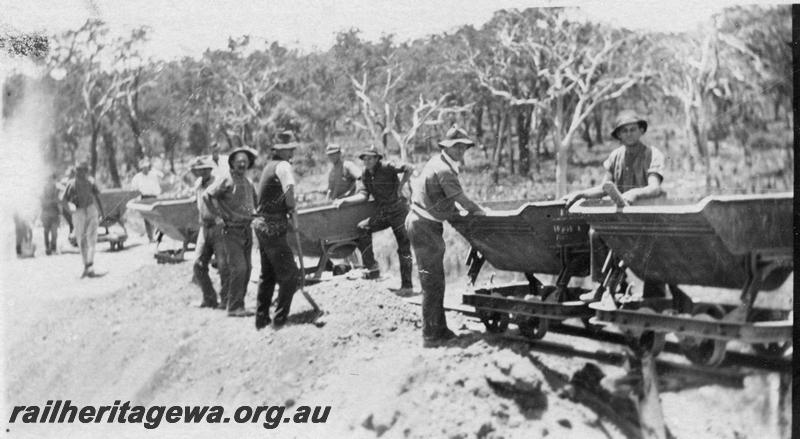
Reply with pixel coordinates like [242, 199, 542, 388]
[290, 212, 321, 313]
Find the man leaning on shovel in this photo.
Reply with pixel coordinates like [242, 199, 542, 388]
[253, 138, 301, 330]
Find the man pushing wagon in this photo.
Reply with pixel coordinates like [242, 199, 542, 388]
[406, 125, 486, 347]
[563, 110, 667, 299]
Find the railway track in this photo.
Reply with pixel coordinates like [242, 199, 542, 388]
[405, 297, 792, 375]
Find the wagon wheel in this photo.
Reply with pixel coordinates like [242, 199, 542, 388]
[477, 309, 510, 333]
[750, 309, 792, 358]
[623, 308, 666, 356]
[678, 304, 728, 367]
[518, 317, 547, 339]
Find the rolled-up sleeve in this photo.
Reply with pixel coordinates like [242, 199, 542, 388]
[648, 148, 665, 181]
[275, 161, 296, 192]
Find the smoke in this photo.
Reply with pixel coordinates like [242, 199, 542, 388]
[0, 54, 53, 261]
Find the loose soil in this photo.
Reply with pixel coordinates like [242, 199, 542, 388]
[1, 228, 789, 439]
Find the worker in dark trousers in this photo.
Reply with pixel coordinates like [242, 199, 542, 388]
[254, 141, 300, 329]
[41, 172, 61, 255]
[406, 126, 485, 347]
[333, 145, 414, 294]
[564, 110, 666, 299]
[191, 157, 228, 309]
[203, 147, 258, 317]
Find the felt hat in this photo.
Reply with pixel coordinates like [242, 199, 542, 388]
[438, 125, 475, 148]
[277, 130, 294, 144]
[325, 143, 342, 155]
[190, 157, 215, 170]
[358, 145, 383, 160]
[273, 142, 298, 151]
[227, 146, 258, 169]
[611, 110, 648, 140]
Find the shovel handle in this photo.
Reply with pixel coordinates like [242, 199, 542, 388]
[290, 212, 320, 312]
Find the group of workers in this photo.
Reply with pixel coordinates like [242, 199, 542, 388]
[188, 109, 664, 344]
[33, 109, 663, 345]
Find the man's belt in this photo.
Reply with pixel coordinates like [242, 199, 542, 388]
[410, 203, 442, 223]
[140, 194, 157, 199]
[223, 222, 251, 229]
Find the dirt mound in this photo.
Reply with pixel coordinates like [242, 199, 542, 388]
[5, 257, 786, 438]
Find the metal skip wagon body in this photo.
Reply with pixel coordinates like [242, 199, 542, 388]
[70, 189, 140, 250]
[126, 197, 200, 248]
[288, 201, 377, 279]
[570, 192, 793, 366]
[452, 200, 593, 339]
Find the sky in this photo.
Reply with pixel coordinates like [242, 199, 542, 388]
[1, 0, 787, 61]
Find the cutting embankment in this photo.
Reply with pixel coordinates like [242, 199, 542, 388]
[5, 259, 782, 439]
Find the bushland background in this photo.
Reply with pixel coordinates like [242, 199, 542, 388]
[2, 5, 793, 279]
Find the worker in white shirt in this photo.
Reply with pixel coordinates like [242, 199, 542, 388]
[130, 158, 163, 242]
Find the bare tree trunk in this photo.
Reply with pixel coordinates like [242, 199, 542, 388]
[492, 109, 507, 184]
[554, 96, 568, 197]
[474, 105, 484, 140]
[102, 124, 121, 188]
[90, 124, 99, 177]
[593, 107, 603, 144]
[688, 110, 711, 188]
[508, 114, 515, 175]
[517, 107, 531, 176]
[581, 119, 594, 149]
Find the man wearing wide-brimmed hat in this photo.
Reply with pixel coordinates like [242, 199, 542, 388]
[130, 157, 163, 242]
[563, 110, 667, 298]
[203, 146, 258, 317]
[63, 160, 106, 278]
[191, 157, 229, 310]
[563, 110, 665, 206]
[406, 125, 485, 347]
[333, 144, 414, 292]
[253, 141, 300, 329]
[325, 143, 361, 200]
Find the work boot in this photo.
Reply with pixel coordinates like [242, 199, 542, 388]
[391, 286, 415, 297]
[228, 308, 255, 317]
[423, 328, 457, 348]
[272, 316, 287, 329]
[255, 312, 271, 330]
[363, 267, 381, 280]
[199, 301, 218, 309]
